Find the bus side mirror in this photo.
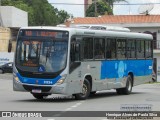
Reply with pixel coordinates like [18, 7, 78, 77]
[8, 40, 12, 53]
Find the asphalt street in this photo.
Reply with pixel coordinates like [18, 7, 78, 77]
[0, 73, 160, 120]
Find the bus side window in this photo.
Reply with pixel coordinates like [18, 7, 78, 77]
[136, 40, 145, 58]
[70, 38, 80, 63]
[106, 38, 116, 59]
[94, 38, 105, 59]
[127, 40, 136, 58]
[145, 41, 152, 58]
[117, 39, 126, 59]
[82, 37, 93, 60]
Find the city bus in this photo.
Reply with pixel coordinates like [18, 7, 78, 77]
[13, 26, 153, 100]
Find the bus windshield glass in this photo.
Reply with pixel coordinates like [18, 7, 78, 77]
[15, 30, 68, 73]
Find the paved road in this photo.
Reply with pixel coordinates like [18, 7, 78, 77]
[0, 73, 160, 120]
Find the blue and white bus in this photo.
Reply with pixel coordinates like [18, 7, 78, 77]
[13, 26, 153, 100]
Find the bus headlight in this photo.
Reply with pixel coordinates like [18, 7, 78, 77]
[57, 75, 67, 85]
[13, 73, 21, 83]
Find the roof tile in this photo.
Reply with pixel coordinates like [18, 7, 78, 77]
[67, 15, 160, 25]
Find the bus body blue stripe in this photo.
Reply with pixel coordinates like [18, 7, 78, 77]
[101, 59, 152, 80]
[17, 73, 61, 85]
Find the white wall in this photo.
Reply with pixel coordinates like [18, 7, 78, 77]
[0, 6, 28, 27]
[0, 52, 14, 66]
[154, 52, 160, 82]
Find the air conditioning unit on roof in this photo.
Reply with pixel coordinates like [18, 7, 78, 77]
[75, 25, 130, 32]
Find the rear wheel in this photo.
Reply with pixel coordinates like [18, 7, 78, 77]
[116, 88, 123, 95]
[0, 69, 3, 74]
[116, 75, 132, 95]
[32, 93, 48, 99]
[75, 79, 91, 100]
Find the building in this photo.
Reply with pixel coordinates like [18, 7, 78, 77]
[65, 15, 160, 81]
[0, 6, 28, 27]
[0, 6, 28, 65]
[0, 6, 28, 52]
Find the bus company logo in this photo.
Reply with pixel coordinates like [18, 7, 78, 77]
[115, 61, 127, 80]
[2, 112, 11, 117]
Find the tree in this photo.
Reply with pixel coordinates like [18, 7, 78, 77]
[86, 0, 113, 17]
[1, 0, 70, 26]
[57, 10, 70, 24]
[104, 0, 126, 9]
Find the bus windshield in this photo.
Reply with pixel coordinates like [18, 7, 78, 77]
[15, 30, 68, 73]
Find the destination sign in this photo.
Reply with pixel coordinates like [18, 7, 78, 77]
[20, 30, 69, 38]
[24, 31, 58, 37]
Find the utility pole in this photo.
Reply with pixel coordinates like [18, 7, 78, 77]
[94, 0, 97, 17]
[0, 0, 3, 27]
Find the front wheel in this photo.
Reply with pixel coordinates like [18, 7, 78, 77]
[32, 93, 48, 99]
[75, 79, 91, 100]
[0, 69, 3, 74]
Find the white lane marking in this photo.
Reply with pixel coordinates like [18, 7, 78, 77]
[71, 102, 82, 108]
[65, 107, 72, 111]
[47, 119, 55, 120]
[65, 101, 85, 111]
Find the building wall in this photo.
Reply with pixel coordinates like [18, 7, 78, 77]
[0, 6, 28, 27]
[154, 52, 160, 82]
[0, 27, 11, 52]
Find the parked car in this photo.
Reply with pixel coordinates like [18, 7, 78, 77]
[0, 62, 13, 74]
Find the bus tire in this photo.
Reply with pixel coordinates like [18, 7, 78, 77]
[32, 93, 48, 99]
[116, 75, 132, 95]
[116, 88, 123, 95]
[122, 75, 132, 95]
[0, 69, 3, 74]
[75, 79, 91, 100]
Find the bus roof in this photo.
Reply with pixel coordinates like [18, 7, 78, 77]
[20, 26, 153, 40]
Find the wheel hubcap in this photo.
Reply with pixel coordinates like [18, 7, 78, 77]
[82, 84, 88, 95]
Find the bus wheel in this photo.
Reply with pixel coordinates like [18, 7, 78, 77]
[122, 75, 132, 95]
[116, 88, 123, 95]
[32, 93, 48, 99]
[116, 75, 132, 95]
[75, 79, 91, 100]
[0, 69, 3, 74]
[90, 91, 96, 95]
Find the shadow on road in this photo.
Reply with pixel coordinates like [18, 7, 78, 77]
[88, 91, 146, 100]
[12, 91, 146, 103]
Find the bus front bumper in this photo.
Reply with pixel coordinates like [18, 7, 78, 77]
[13, 78, 71, 95]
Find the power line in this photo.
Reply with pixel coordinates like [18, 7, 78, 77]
[49, 2, 160, 6]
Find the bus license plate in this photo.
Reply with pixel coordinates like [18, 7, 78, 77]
[32, 89, 42, 93]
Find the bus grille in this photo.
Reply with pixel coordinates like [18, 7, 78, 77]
[23, 85, 52, 92]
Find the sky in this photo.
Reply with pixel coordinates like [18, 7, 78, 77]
[48, 0, 160, 17]
[48, 0, 84, 17]
[114, 0, 160, 15]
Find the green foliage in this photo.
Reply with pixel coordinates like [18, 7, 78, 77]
[104, 0, 126, 8]
[1, 0, 70, 26]
[86, 0, 113, 17]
